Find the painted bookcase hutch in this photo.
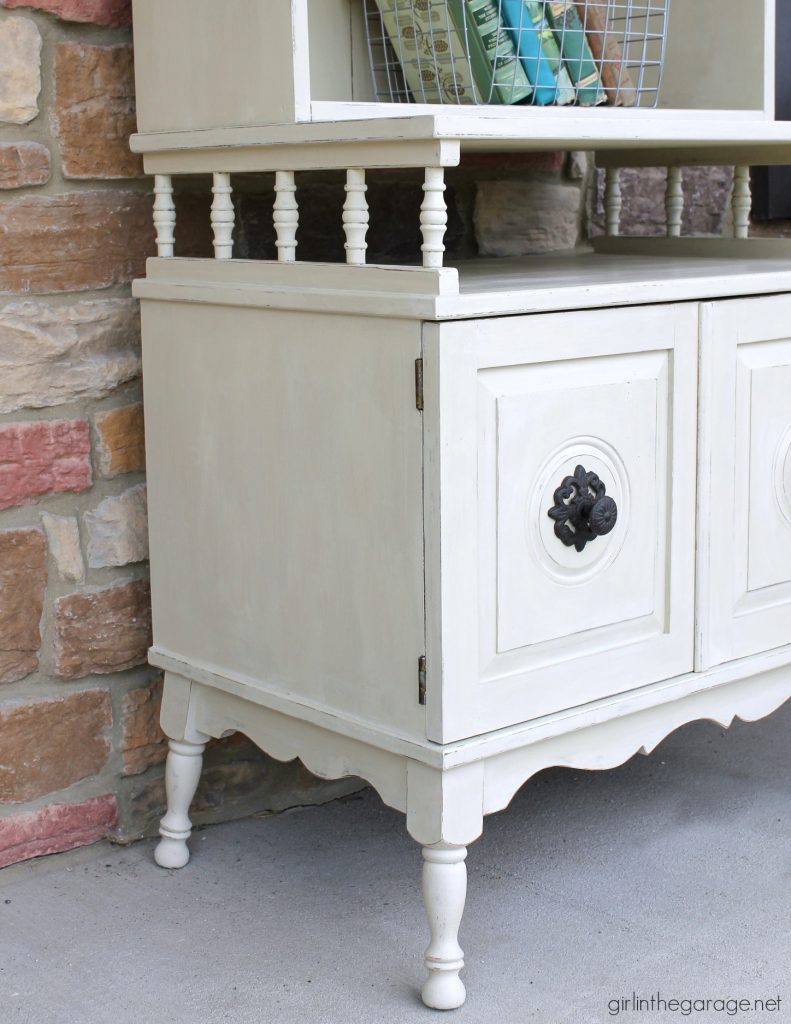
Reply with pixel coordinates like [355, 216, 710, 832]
[131, 0, 791, 1010]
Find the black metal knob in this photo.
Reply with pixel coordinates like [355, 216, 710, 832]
[547, 465, 618, 553]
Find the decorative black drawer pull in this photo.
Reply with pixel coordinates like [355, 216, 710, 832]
[547, 465, 618, 553]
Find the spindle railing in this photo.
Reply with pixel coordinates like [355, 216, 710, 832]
[151, 162, 754, 266]
[602, 165, 753, 240]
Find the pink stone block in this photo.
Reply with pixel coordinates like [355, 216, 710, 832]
[0, 419, 91, 510]
[0, 0, 131, 26]
[0, 794, 118, 868]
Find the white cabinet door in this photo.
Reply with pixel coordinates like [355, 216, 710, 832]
[698, 294, 791, 669]
[423, 303, 698, 744]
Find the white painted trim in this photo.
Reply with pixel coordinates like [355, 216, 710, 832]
[210, 172, 234, 259]
[141, 255, 458, 294]
[460, 645, 791, 767]
[185, 679, 411, 818]
[604, 168, 622, 236]
[762, 0, 776, 120]
[152, 175, 175, 258]
[309, 101, 769, 124]
[150, 645, 436, 765]
[665, 167, 684, 238]
[481, 667, 791, 816]
[150, 643, 791, 772]
[133, 253, 791, 322]
[141, 140, 460, 176]
[273, 170, 299, 263]
[420, 167, 447, 270]
[131, 114, 791, 168]
[732, 166, 752, 239]
[343, 168, 369, 265]
[133, 257, 458, 320]
[291, 0, 312, 122]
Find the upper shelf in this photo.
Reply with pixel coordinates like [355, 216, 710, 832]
[131, 0, 780, 164]
[131, 109, 791, 175]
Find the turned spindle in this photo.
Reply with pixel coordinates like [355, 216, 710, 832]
[732, 165, 751, 240]
[421, 844, 468, 1010]
[211, 172, 234, 259]
[343, 168, 369, 266]
[155, 738, 207, 870]
[274, 170, 299, 263]
[604, 167, 622, 237]
[153, 174, 176, 258]
[665, 166, 684, 238]
[421, 167, 447, 270]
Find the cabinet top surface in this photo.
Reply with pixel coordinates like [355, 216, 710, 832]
[134, 245, 791, 321]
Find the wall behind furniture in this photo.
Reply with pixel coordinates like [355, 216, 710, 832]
[0, 0, 362, 869]
[2, 0, 779, 869]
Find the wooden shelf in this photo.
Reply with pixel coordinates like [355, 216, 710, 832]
[451, 246, 791, 317]
[134, 241, 791, 321]
[131, 110, 791, 174]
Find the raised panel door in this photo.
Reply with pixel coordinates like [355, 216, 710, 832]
[423, 303, 699, 743]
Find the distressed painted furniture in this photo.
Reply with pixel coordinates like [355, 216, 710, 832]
[131, 0, 791, 1010]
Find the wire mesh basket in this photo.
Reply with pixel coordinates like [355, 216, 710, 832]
[364, 0, 669, 108]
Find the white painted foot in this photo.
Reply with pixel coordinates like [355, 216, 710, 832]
[154, 835, 192, 870]
[421, 844, 468, 1010]
[154, 738, 206, 869]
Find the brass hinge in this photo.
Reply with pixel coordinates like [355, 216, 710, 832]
[415, 358, 424, 412]
[418, 655, 427, 705]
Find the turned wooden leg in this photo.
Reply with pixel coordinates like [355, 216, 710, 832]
[421, 843, 468, 1010]
[155, 738, 206, 869]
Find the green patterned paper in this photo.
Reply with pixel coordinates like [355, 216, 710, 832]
[372, 0, 477, 103]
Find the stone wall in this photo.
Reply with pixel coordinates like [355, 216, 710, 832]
[0, 0, 360, 869]
[0, 0, 771, 869]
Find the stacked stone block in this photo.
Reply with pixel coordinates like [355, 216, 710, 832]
[0, 0, 143, 867]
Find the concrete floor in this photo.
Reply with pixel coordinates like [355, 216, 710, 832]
[1, 703, 789, 1024]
